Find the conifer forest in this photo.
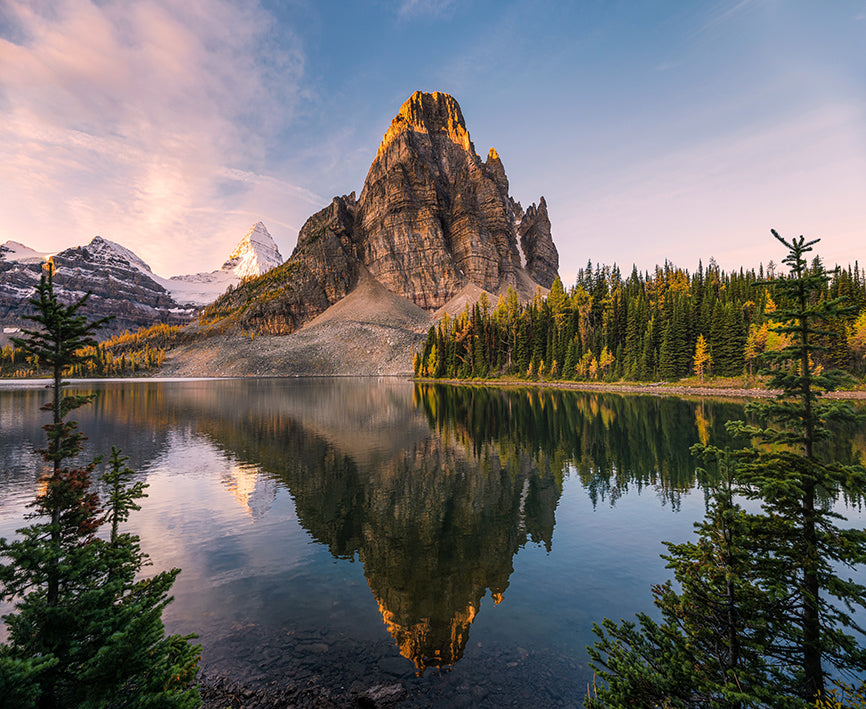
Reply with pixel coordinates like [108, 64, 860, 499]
[415, 258, 866, 384]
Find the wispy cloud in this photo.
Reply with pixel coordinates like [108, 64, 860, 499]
[396, 0, 457, 22]
[555, 103, 866, 273]
[0, 0, 309, 274]
[691, 0, 766, 38]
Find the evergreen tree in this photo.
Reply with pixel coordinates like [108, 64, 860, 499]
[77, 449, 201, 708]
[585, 232, 866, 707]
[640, 315, 657, 380]
[0, 269, 201, 708]
[730, 231, 866, 701]
[709, 299, 729, 374]
[623, 294, 646, 380]
[586, 449, 779, 708]
[722, 302, 747, 376]
[659, 294, 690, 380]
[563, 341, 576, 380]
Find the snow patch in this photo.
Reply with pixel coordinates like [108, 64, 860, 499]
[513, 215, 525, 268]
[0, 240, 54, 264]
[158, 270, 237, 307]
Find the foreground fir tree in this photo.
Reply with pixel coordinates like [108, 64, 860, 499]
[586, 449, 781, 708]
[0, 268, 200, 708]
[730, 231, 866, 701]
[585, 231, 866, 708]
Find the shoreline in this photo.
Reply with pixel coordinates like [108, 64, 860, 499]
[413, 377, 866, 400]
[3, 373, 865, 401]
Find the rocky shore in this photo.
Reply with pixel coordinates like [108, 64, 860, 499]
[197, 671, 409, 709]
[191, 619, 585, 709]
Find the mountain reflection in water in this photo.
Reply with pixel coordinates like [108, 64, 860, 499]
[2, 379, 863, 700]
[153, 380, 565, 674]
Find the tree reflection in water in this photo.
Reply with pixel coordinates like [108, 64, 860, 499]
[3, 379, 862, 682]
[209, 382, 750, 674]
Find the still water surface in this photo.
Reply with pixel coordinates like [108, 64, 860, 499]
[1, 379, 864, 706]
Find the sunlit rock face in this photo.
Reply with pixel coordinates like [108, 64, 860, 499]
[357, 91, 539, 309]
[205, 91, 559, 333]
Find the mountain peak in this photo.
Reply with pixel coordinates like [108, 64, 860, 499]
[376, 91, 473, 160]
[84, 235, 154, 274]
[221, 222, 283, 279]
[199, 91, 559, 338]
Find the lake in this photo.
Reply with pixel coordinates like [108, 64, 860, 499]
[1, 378, 864, 706]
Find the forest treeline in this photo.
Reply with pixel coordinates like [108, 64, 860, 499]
[0, 322, 185, 378]
[414, 259, 866, 382]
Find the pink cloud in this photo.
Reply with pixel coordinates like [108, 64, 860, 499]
[0, 0, 310, 275]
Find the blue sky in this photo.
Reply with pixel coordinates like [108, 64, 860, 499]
[1, 0, 864, 283]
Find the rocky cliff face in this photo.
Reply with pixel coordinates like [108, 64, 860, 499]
[518, 197, 559, 288]
[357, 90, 559, 307]
[357, 92, 527, 309]
[0, 242, 44, 330]
[211, 91, 559, 334]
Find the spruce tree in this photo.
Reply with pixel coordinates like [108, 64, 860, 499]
[586, 448, 779, 708]
[0, 269, 201, 708]
[710, 299, 729, 374]
[722, 302, 746, 376]
[659, 294, 690, 380]
[730, 231, 866, 701]
[585, 231, 866, 707]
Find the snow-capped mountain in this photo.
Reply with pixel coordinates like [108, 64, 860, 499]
[0, 222, 282, 337]
[164, 222, 283, 306]
[0, 235, 196, 337]
[222, 222, 283, 279]
[79, 234, 155, 275]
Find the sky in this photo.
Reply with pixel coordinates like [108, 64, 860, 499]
[0, 0, 864, 284]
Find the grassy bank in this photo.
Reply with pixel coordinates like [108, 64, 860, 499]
[414, 375, 866, 400]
